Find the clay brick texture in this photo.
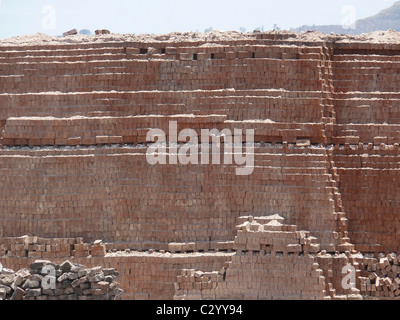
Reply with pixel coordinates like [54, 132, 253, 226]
[0, 32, 399, 300]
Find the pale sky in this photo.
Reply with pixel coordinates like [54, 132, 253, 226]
[0, 0, 397, 39]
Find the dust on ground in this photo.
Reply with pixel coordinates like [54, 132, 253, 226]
[1, 29, 400, 47]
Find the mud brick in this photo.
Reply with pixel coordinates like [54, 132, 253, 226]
[165, 47, 177, 55]
[179, 53, 192, 61]
[96, 136, 109, 144]
[195, 242, 210, 252]
[41, 252, 56, 259]
[182, 243, 196, 252]
[126, 47, 140, 55]
[67, 137, 81, 145]
[135, 293, 149, 300]
[2, 33, 400, 302]
[373, 136, 388, 145]
[108, 136, 123, 144]
[55, 138, 68, 146]
[74, 243, 90, 251]
[1, 138, 14, 146]
[15, 139, 28, 146]
[168, 243, 182, 252]
[29, 139, 42, 146]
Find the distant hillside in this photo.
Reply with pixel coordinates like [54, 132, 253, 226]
[292, 1, 400, 35]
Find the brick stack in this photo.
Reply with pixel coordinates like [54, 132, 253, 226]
[359, 253, 400, 298]
[0, 236, 105, 259]
[174, 215, 337, 300]
[0, 259, 122, 300]
[1, 31, 400, 300]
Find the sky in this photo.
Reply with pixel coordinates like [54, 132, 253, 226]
[0, 0, 397, 39]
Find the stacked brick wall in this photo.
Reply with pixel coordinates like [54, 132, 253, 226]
[174, 216, 360, 300]
[0, 90, 323, 124]
[1, 35, 400, 300]
[333, 147, 400, 253]
[0, 144, 341, 251]
[1, 115, 325, 146]
[0, 251, 231, 300]
[0, 45, 323, 94]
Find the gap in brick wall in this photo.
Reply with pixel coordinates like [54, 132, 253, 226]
[0, 120, 5, 139]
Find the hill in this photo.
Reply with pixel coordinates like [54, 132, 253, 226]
[293, 1, 400, 34]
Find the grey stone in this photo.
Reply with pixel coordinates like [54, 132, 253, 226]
[87, 272, 104, 283]
[0, 283, 12, 294]
[64, 287, 74, 295]
[79, 282, 90, 290]
[67, 272, 79, 280]
[0, 288, 7, 299]
[60, 260, 74, 273]
[30, 274, 43, 282]
[15, 268, 30, 285]
[42, 288, 55, 296]
[77, 269, 88, 278]
[10, 287, 25, 300]
[57, 273, 69, 282]
[61, 280, 72, 289]
[0, 273, 15, 286]
[103, 268, 119, 277]
[70, 265, 84, 273]
[25, 288, 41, 297]
[88, 266, 102, 276]
[22, 279, 40, 289]
[30, 260, 51, 271]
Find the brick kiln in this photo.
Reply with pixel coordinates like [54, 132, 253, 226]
[0, 30, 399, 300]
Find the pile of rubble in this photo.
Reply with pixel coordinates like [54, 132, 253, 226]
[360, 253, 400, 298]
[0, 260, 123, 300]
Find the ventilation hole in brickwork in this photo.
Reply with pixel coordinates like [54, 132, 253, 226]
[211, 53, 215, 60]
[252, 52, 255, 58]
[219, 249, 228, 253]
[241, 250, 248, 255]
[275, 252, 284, 257]
[252, 250, 260, 255]
[288, 252, 295, 257]
[193, 53, 198, 60]
[161, 48, 166, 54]
[140, 48, 148, 54]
